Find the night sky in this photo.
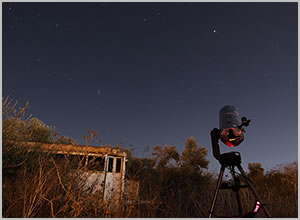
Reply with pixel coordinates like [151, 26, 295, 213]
[3, 2, 298, 172]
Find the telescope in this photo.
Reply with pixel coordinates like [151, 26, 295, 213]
[219, 105, 250, 147]
[211, 105, 251, 161]
[208, 105, 271, 218]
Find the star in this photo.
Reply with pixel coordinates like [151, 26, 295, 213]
[8, 7, 12, 10]
[213, 29, 217, 33]
[143, 18, 147, 21]
[55, 24, 59, 27]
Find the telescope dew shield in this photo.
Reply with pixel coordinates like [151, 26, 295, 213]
[219, 105, 244, 147]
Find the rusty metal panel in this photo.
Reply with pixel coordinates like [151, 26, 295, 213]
[81, 171, 106, 194]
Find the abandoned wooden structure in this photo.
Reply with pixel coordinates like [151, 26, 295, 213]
[16, 142, 134, 204]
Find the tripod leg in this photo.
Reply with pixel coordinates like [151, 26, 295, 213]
[209, 165, 225, 218]
[229, 166, 243, 216]
[236, 164, 271, 217]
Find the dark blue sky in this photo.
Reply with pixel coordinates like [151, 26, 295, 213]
[3, 2, 298, 171]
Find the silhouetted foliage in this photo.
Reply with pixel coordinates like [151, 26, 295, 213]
[152, 145, 180, 169]
[248, 162, 264, 184]
[181, 136, 209, 170]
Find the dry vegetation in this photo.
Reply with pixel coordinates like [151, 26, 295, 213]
[2, 97, 298, 217]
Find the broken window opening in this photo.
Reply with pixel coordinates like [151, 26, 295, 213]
[68, 155, 85, 169]
[54, 153, 65, 161]
[87, 156, 105, 171]
[108, 157, 114, 172]
[53, 153, 85, 169]
[116, 158, 121, 173]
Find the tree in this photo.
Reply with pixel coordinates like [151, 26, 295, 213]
[152, 145, 180, 169]
[181, 136, 209, 170]
[248, 162, 264, 180]
[26, 118, 56, 143]
[2, 96, 76, 145]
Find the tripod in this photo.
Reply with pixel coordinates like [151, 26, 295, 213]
[208, 129, 271, 218]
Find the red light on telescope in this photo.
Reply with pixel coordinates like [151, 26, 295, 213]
[220, 128, 244, 147]
[222, 140, 237, 147]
